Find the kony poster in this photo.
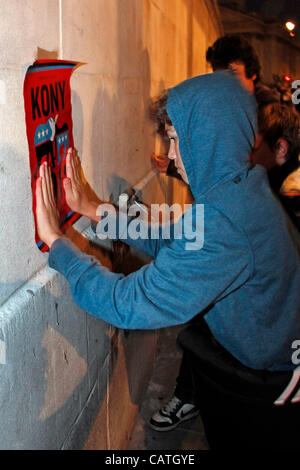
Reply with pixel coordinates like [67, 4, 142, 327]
[23, 59, 83, 252]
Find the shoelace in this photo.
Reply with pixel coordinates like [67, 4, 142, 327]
[162, 397, 181, 416]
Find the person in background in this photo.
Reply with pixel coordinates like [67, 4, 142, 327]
[205, 34, 260, 94]
[280, 168, 300, 230]
[250, 102, 300, 231]
[152, 36, 300, 231]
[152, 34, 262, 175]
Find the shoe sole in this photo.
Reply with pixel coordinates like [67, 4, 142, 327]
[148, 409, 200, 432]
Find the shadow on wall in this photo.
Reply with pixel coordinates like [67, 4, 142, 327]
[71, 89, 84, 159]
[0, 143, 36, 307]
[0, 143, 155, 449]
[0, 231, 113, 450]
[183, 0, 221, 75]
[81, 0, 164, 449]
[0, 0, 182, 450]
[89, 49, 156, 199]
[0, 227, 153, 449]
[99, 0, 162, 413]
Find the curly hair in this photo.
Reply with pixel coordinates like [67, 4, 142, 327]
[149, 89, 172, 136]
[206, 34, 261, 83]
[258, 103, 300, 163]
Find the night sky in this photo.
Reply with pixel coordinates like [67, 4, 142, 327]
[246, 0, 300, 26]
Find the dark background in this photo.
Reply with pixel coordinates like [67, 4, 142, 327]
[246, 0, 300, 26]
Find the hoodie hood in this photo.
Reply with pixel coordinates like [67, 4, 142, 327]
[166, 70, 257, 200]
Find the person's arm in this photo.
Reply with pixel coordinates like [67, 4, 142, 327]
[48, 205, 253, 330]
[92, 204, 181, 258]
[35, 152, 177, 259]
[65, 148, 174, 258]
[36, 155, 252, 330]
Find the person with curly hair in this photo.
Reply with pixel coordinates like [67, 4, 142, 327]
[151, 34, 263, 176]
[206, 34, 261, 93]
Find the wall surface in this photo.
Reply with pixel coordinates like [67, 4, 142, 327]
[0, 0, 222, 450]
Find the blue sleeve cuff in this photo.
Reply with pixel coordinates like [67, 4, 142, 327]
[49, 237, 84, 277]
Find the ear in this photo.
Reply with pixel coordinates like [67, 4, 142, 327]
[274, 138, 289, 166]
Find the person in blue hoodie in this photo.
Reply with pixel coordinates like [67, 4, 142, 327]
[35, 70, 300, 449]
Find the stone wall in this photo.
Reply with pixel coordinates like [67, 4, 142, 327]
[0, 0, 222, 450]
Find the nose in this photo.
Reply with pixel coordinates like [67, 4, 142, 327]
[168, 140, 176, 160]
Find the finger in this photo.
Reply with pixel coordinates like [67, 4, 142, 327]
[63, 177, 73, 199]
[49, 168, 56, 203]
[66, 148, 74, 179]
[39, 162, 45, 186]
[73, 150, 82, 183]
[41, 164, 54, 208]
[70, 148, 78, 183]
[45, 164, 55, 205]
[66, 148, 76, 187]
[43, 163, 52, 205]
[35, 176, 44, 209]
[40, 166, 49, 207]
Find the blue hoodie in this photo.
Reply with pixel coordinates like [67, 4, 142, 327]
[49, 71, 300, 371]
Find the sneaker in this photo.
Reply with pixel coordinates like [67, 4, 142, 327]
[149, 395, 200, 431]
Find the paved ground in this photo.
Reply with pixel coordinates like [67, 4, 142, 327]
[127, 326, 209, 450]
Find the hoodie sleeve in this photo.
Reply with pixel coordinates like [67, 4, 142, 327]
[49, 205, 253, 330]
[92, 207, 180, 259]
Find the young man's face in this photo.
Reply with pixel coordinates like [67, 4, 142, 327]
[228, 62, 256, 94]
[165, 124, 189, 184]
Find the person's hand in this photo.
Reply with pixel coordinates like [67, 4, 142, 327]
[151, 152, 169, 172]
[63, 148, 100, 220]
[35, 162, 63, 248]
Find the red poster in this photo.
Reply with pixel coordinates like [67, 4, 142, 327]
[23, 59, 83, 252]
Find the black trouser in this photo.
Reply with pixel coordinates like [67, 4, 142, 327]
[175, 321, 300, 450]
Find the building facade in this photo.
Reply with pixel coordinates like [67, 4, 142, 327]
[219, 3, 300, 84]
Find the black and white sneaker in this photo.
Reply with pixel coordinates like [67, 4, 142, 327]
[149, 396, 200, 431]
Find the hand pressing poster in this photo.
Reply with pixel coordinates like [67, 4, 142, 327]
[23, 59, 83, 252]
